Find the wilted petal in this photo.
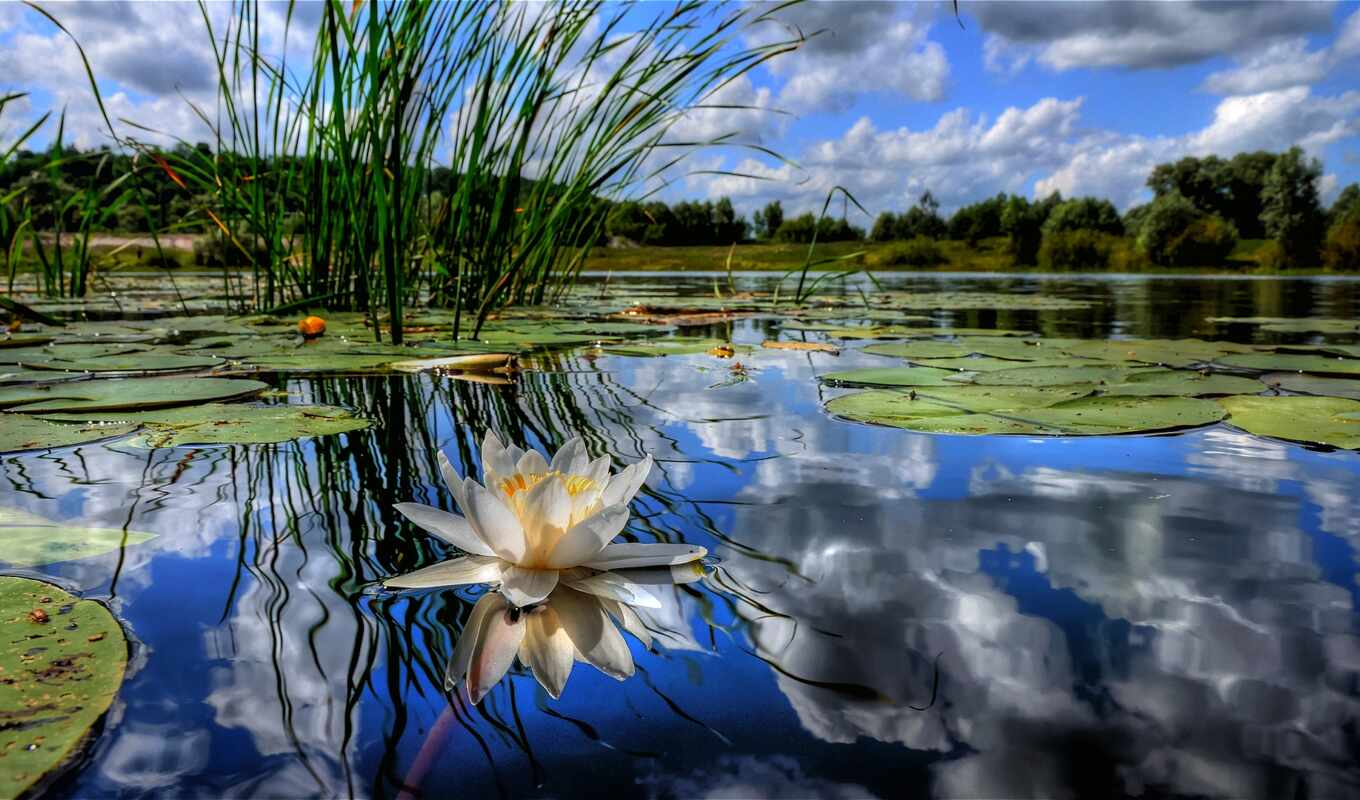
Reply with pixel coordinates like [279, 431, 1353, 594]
[602, 455, 652, 507]
[384, 555, 503, 589]
[583, 542, 707, 571]
[519, 605, 575, 699]
[467, 602, 526, 704]
[544, 504, 629, 569]
[553, 587, 635, 680]
[394, 502, 495, 557]
[612, 562, 707, 586]
[446, 592, 502, 691]
[464, 478, 527, 562]
[499, 564, 560, 608]
[563, 570, 662, 609]
[549, 437, 588, 476]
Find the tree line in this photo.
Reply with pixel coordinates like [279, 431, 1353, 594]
[2, 141, 1357, 269]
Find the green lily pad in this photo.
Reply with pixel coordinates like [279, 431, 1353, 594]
[0, 344, 148, 366]
[819, 366, 964, 387]
[782, 324, 923, 340]
[863, 338, 1049, 361]
[1261, 373, 1360, 401]
[0, 576, 128, 798]
[600, 338, 741, 357]
[862, 341, 975, 359]
[1208, 317, 1360, 334]
[1099, 371, 1265, 397]
[1215, 353, 1360, 376]
[827, 387, 1223, 436]
[0, 377, 269, 413]
[0, 417, 139, 453]
[1219, 395, 1360, 449]
[43, 404, 370, 447]
[963, 365, 1152, 387]
[22, 351, 225, 373]
[868, 291, 1094, 311]
[0, 507, 157, 566]
[907, 356, 1084, 373]
[1060, 338, 1255, 368]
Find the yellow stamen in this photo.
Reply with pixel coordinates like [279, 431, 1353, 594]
[499, 470, 598, 500]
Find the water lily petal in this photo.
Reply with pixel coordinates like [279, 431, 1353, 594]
[584, 455, 611, 486]
[520, 474, 571, 554]
[519, 605, 574, 699]
[544, 503, 629, 569]
[602, 455, 652, 507]
[553, 587, 634, 680]
[611, 562, 707, 586]
[383, 555, 502, 589]
[437, 450, 463, 497]
[563, 570, 662, 609]
[583, 542, 707, 570]
[394, 502, 496, 557]
[516, 449, 549, 476]
[550, 437, 588, 476]
[601, 597, 653, 651]
[467, 602, 526, 704]
[499, 565, 560, 608]
[446, 592, 502, 691]
[463, 478, 527, 562]
[480, 430, 518, 481]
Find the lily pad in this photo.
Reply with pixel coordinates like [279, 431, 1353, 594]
[862, 341, 976, 359]
[908, 356, 1083, 373]
[0, 417, 139, 453]
[600, 338, 741, 357]
[819, 366, 964, 387]
[0, 377, 269, 413]
[1261, 373, 1360, 401]
[1060, 338, 1255, 368]
[44, 404, 370, 447]
[1098, 371, 1265, 397]
[827, 387, 1223, 436]
[869, 291, 1093, 311]
[0, 507, 157, 566]
[1219, 395, 1360, 449]
[963, 365, 1152, 387]
[22, 351, 225, 374]
[0, 335, 54, 349]
[0, 343, 148, 366]
[0, 576, 128, 797]
[1215, 353, 1360, 376]
[1208, 316, 1360, 334]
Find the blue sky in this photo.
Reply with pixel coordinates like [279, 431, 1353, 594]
[2, 1, 1357, 221]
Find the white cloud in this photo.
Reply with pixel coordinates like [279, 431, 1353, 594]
[972, 0, 1336, 71]
[753, 2, 950, 113]
[1200, 9, 1360, 96]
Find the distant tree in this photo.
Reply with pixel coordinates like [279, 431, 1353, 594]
[1042, 197, 1123, 236]
[948, 193, 1005, 243]
[1122, 203, 1151, 240]
[1001, 195, 1043, 265]
[713, 197, 747, 242]
[774, 212, 862, 243]
[870, 191, 945, 242]
[1137, 191, 1237, 266]
[1329, 183, 1360, 225]
[1147, 151, 1279, 238]
[1261, 146, 1325, 268]
[752, 200, 783, 240]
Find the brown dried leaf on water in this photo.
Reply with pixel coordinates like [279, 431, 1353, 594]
[761, 340, 839, 354]
[387, 353, 515, 374]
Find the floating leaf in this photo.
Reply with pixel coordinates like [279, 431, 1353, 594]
[1060, 338, 1255, 368]
[1208, 316, 1360, 334]
[819, 366, 965, 387]
[0, 416, 138, 453]
[0, 343, 148, 366]
[1219, 395, 1360, 449]
[827, 386, 1223, 436]
[0, 377, 269, 413]
[22, 351, 225, 373]
[600, 338, 741, 357]
[0, 576, 129, 797]
[866, 291, 1093, 311]
[1098, 371, 1264, 397]
[904, 356, 1082, 373]
[0, 507, 156, 566]
[388, 353, 514, 373]
[44, 404, 370, 447]
[963, 364, 1152, 387]
[1261, 373, 1360, 401]
[0, 335, 54, 349]
[761, 340, 839, 353]
[862, 341, 975, 359]
[1215, 353, 1360, 376]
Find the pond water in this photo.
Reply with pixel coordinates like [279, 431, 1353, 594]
[5, 272, 1360, 799]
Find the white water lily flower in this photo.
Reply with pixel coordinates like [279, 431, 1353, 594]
[387, 432, 706, 608]
[447, 564, 706, 703]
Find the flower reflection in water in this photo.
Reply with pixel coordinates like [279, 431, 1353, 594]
[441, 564, 705, 703]
[384, 432, 709, 703]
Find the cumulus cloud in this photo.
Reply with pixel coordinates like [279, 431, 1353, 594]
[973, 0, 1335, 71]
[1200, 9, 1360, 95]
[751, 2, 950, 113]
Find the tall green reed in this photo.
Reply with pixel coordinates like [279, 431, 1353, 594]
[110, 0, 802, 342]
